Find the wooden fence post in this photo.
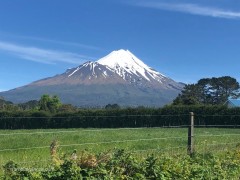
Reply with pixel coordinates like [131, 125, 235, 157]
[188, 112, 194, 156]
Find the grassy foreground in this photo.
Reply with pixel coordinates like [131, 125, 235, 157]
[0, 128, 240, 175]
[3, 145, 240, 179]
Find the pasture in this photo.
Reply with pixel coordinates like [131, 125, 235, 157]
[0, 127, 240, 174]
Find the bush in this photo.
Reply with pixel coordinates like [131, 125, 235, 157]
[3, 145, 240, 179]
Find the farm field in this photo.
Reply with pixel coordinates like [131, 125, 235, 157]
[0, 127, 240, 175]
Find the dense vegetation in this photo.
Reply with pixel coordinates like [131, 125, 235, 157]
[3, 144, 240, 179]
[0, 76, 239, 129]
[1, 76, 240, 179]
[0, 105, 240, 129]
[1, 127, 239, 171]
[173, 76, 240, 105]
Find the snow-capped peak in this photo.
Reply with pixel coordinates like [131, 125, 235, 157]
[97, 49, 165, 82]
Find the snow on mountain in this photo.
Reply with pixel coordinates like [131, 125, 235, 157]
[64, 61, 123, 82]
[97, 49, 165, 83]
[61, 49, 181, 89]
[67, 61, 99, 77]
[0, 49, 184, 107]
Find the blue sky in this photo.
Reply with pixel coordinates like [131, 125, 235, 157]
[0, 0, 240, 92]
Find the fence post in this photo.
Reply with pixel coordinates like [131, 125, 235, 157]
[188, 112, 194, 156]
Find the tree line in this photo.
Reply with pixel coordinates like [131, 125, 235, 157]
[0, 76, 239, 129]
[0, 94, 78, 112]
[1, 76, 239, 112]
[0, 105, 240, 129]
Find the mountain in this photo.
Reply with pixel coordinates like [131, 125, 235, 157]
[0, 49, 184, 107]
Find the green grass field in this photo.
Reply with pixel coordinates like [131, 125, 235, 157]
[0, 127, 240, 174]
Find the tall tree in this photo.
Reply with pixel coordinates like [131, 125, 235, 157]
[173, 84, 202, 105]
[173, 76, 240, 105]
[211, 76, 240, 104]
[39, 94, 61, 113]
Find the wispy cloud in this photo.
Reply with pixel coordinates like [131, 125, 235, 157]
[0, 31, 101, 51]
[0, 41, 95, 65]
[18, 36, 102, 50]
[134, 1, 240, 19]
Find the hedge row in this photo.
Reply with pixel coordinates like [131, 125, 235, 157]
[0, 106, 240, 129]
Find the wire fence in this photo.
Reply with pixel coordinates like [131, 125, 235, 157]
[0, 113, 240, 170]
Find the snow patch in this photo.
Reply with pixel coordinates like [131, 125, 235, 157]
[68, 66, 81, 77]
[97, 49, 165, 82]
[102, 71, 108, 78]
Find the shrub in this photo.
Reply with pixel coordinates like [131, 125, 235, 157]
[3, 145, 240, 179]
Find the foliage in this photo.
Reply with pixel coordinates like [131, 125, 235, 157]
[58, 104, 78, 113]
[0, 94, 78, 113]
[39, 94, 62, 113]
[1, 105, 240, 129]
[0, 98, 13, 106]
[3, 146, 240, 179]
[17, 100, 39, 111]
[173, 76, 240, 105]
[0, 98, 18, 111]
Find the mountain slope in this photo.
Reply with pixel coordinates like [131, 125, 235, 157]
[0, 49, 184, 107]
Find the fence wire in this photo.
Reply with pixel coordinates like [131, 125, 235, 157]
[0, 113, 240, 172]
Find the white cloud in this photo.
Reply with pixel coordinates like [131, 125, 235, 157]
[135, 2, 240, 19]
[0, 31, 101, 50]
[0, 41, 95, 65]
[18, 36, 102, 50]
